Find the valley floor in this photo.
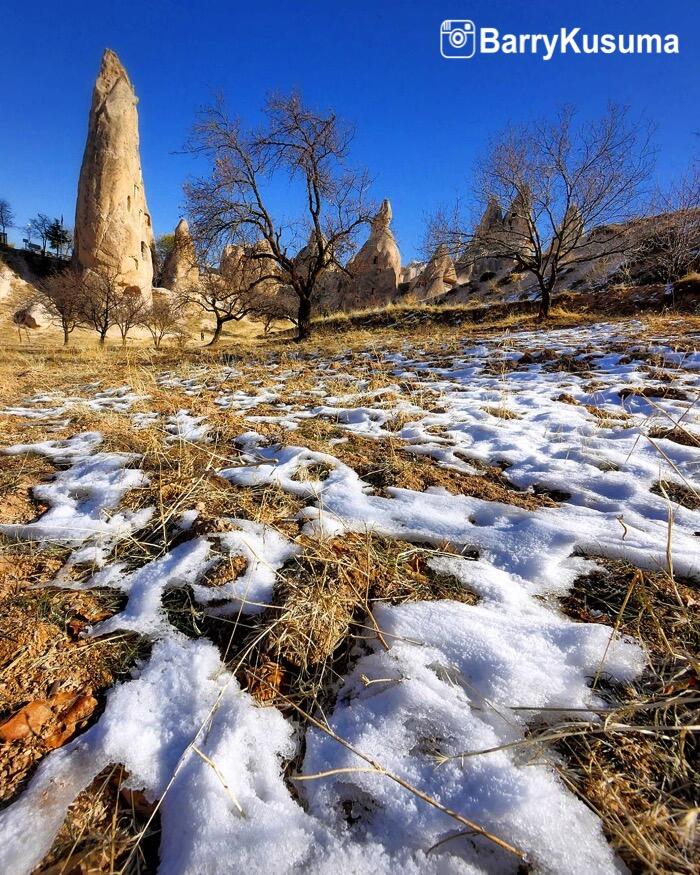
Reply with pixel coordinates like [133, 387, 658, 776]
[0, 314, 697, 874]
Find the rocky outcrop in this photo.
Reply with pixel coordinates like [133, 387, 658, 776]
[160, 219, 197, 292]
[12, 304, 45, 330]
[290, 232, 342, 315]
[0, 257, 34, 306]
[220, 243, 244, 280]
[400, 261, 425, 285]
[502, 189, 533, 260]
[408, 245, 458, 300]
[455, 198, 503, 281]
[73, 49, 154, 300]
[558, 203, 585, 253]
[453, 191, 535, 287]
[340, 199, 402, 310]
[220, 241, 287, 302]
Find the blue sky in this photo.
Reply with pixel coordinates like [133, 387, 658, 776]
[2, 0, 698, 260]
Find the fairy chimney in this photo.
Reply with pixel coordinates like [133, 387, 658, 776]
[160, 219, 197, 292]
[73, 49, 154, 300]
[408, 244, 458, 300]
[456, 197, 505, 279]
[341, 199, 402, 310]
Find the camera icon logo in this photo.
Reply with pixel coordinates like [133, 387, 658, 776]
[440, 20, 476, 59]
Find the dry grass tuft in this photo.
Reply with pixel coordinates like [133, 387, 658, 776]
[559, 556, 699, 874]
[0, 547, 144, 802]
[585, 404, 635, 428]
[651, 479, 700, 511]
[648, 426, 700, 448]
[239, 533, 477, 710]
[35, 765, 160, 875]
[482, 404, 521, 420]
[321, 434, 559, 510]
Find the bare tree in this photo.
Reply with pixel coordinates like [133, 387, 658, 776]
[141, 296, 182, 349]
[250, 282, 299, 334]
[0, 199, 14, 238]
[80, 268, 124, 344]
[641, 166, 700, 287]
[185, 92, 374, 339]
[35, 267, 86, 344]
[113, 287, 148, 346]
[182, 245, 266, 345]
[28, 214, 52, 256]
[429, 105, 654, 317]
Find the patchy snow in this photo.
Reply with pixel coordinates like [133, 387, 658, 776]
[0, 432, 152, 567]
[2, 385, 145, 420]
[165, 410, 211, 444]
[1, 322, 698, 874]
[191, 519, 301, 615]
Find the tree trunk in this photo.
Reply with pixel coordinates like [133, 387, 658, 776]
[538, 285, 552, 319]
[62, 326, 69, 345]
[208, 319, 224, 346]
[99, 328, 108, 345]
[297, 295, 312, 340]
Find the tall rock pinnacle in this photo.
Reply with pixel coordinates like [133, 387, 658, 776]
[73, 49, 154, 297]
[160, 218, 197, 292]
[340, 199, 402, 309]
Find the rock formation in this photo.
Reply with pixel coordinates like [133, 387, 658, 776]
[400, 261, 425, 285]
[340, 199, 402, 310]
[290, 232, 342, 314]
[220, 241, 287, 303]
[454, 191, 535, 287]
[73, 49, 154, 300]
[457, 197, 505, 280]
[160, 219, 197, 292]
[12, 304, 45, 330]
[502, 189, 533, 260]
[558, 203, 585, 253]
[408, 244, 458, 300]
[0, 256, 46, 328]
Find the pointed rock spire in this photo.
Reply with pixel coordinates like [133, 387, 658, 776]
[73, 49, 154, 298]
[160, 219, 197, 291]
[409, 244, 458, 300]
[476, 197, 503, 236]
[341, 198, 402, 309]
[559, 203, 584, 251]
[503, 188, 533, 258]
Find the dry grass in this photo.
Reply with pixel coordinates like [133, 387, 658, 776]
[35, 765, 160, 875]
[559, 557, 699, 874]
[482, 404, 521, 420]
[290, 430, 558, 511]
[0, 546, 143, 802]
[237, 532, 478, 712]
[648, 426, 700, 448]
[651, 479, 700, 511]
[1, 313, 699, 872]
[585, 404, 635, 429]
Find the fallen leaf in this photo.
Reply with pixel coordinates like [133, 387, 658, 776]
[0, 689, 97, 748]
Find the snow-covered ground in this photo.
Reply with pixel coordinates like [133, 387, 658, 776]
[0, 322, 698, 874]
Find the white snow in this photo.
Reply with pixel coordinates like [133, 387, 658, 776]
[191, 519, 301, 614]
[0, 432, 152, 567]
[1, 321, 698, 874]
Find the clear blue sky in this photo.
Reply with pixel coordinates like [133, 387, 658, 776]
[2, 0, 698, 260]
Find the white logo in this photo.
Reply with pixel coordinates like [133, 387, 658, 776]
[440, 20, 476, 59]
[440, 21, 679, 60]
